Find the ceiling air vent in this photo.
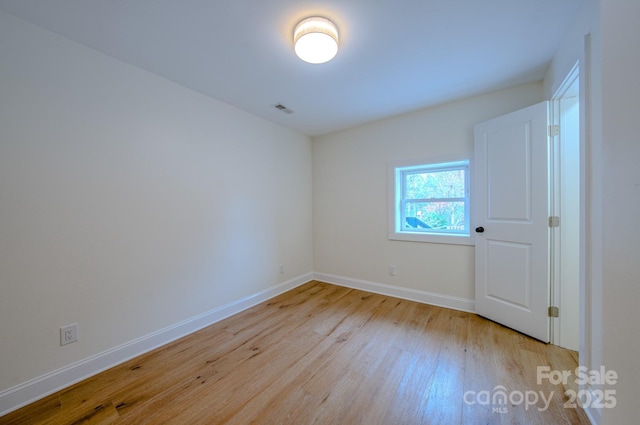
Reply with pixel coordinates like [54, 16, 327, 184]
[273, 103, 294, 114]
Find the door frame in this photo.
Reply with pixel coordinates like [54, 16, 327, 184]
[549, 62, 581, 350]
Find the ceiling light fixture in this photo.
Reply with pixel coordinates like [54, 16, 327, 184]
[293, 17, 339, 64]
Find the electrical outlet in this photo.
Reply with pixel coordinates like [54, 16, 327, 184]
[279, 264, 285, 274]
[388, 265, 397, 276]
[60, 323, 79, 346]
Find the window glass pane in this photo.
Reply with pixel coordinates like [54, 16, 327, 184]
[404, 201, 466, 231]
[404, 169, 466, 199]
[391, 159, 471, 242]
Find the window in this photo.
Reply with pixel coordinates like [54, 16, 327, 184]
[389, 158, 473, 245]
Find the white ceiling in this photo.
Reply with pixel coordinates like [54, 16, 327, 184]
[0, 0, 581, 136]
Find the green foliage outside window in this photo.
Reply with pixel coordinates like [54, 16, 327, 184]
[402, 168, 467, 231]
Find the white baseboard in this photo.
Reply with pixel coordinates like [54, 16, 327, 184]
[0, 272, 313, 417]
[314, 272, 475, 313]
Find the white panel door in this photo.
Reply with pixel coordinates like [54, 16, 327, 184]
[474, 102, 550, 342]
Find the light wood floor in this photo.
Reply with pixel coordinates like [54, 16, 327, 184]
[1, 281, 591, 425]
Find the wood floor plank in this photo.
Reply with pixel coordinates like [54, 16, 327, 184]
[0, 281, 591, 425]
[0, 393, 61, 425]
[461, 312, 501, 425]
[346, 347, 410, 425]
[420, 311, 468, 425]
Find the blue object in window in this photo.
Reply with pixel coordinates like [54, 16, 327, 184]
[405, 217, 431, 229]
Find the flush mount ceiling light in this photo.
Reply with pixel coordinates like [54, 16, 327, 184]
[293, 17, 339, 64]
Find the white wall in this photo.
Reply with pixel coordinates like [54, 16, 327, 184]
[312, 83, 543, 305]
[545, 0, 640, 423]
[598, 0, 640, 423]
[0, 10, 312, 399]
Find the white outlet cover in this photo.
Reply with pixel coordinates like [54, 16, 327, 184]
[60, 323, 79, 346]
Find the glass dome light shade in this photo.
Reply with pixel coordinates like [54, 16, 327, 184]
[294, 17, 339, 64]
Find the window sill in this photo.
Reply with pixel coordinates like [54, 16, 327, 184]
[388, 232, 475, 246]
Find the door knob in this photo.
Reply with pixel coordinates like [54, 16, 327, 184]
[475, 226, 485, 233]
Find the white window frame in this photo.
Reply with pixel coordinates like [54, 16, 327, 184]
[388, 156, 474, 246]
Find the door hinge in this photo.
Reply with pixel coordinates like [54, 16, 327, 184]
[548, 125, 560, 137]
[549, 216, 560, 227]
[548, 306, 559, 318]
